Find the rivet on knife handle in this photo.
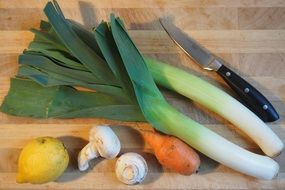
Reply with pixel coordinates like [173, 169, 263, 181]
[216, 60, 279, 122]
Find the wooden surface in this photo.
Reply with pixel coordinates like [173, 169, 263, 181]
[0, 0, 285, 189]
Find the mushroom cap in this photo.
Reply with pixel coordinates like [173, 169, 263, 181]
[115, 153, 148, 185]
[90, 125, 121, 159]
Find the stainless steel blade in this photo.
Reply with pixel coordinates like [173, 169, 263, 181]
[160, 18, 220, 70]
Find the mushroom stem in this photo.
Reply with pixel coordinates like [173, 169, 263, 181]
[78, 142, 100, 171]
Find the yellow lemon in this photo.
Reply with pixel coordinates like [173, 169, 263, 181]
[16, 137, 69, 184]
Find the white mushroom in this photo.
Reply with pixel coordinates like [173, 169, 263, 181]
[90, 125, 121, 159]
[78, 125, 121, 171]
[115, 153, 148, 185]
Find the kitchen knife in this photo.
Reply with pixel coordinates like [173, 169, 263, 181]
[160, 18, 279, 122]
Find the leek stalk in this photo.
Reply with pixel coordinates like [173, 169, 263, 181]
[145, 58, 283, 158]
[109, 15, 280, 180]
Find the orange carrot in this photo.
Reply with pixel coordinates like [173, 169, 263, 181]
[142, 130, 200, 175]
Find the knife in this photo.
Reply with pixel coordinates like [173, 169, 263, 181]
[160, 19, 279, 122]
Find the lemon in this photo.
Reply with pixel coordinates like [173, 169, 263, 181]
[16, 137, 69, 184]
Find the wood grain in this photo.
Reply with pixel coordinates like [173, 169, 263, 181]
[1, 0, 285, 8]
[2, 30, 285, 54]
[238, 8, 285, 29]
[0, 7, 238, 30]
[0, 0, 285, 189]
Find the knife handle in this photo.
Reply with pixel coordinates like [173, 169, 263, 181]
[217, 65, 279, 122]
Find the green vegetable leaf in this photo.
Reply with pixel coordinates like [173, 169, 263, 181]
[94, 21, 136, 102]
[44, 1, 116, 84]
[1, 78, 61, 118]
[0, 78, 144, 121]
[39, 20, 52, 31]
[19, 54, 103, 84]
[30, 28, 68, 52]
[17, 64, 129, 102]
[56, 104, 144, 121]
[17, 65, 75, 87]
[25, 48, 88, 71]
[68, 19, 104, 58]
[110, 15, 171, 133]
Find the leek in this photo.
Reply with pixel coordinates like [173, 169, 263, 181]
[109, 15, 279, 180]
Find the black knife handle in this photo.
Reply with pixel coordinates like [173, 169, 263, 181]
[217, 65, 279, 122]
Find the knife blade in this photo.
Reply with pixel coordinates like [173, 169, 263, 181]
[160, 18, 279, 122]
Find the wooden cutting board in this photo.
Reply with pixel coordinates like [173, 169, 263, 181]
[0, 0, 285, 189]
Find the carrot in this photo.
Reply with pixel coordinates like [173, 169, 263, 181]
[142, 130, 200, 175]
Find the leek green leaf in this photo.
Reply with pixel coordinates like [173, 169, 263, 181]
[40, 20, 52, 31]
[0, 78, 144, 121]
[30, 28, 67, 52]
[68, 19, 103, 58]
[25, 48, 88, 71]
[19, 54, 103, 84]
[17, 64, 129, 102]
[94, 21, 136, 102]
[56, 104, 144, 121]
[110, 15, 171, 133]
[1, 78, 61, 118]
[43, 2, 116, 83]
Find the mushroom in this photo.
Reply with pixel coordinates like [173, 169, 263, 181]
[89, 125, 121, 159]
[78, 125, 121, 171]
[115, 153, 148, 185]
